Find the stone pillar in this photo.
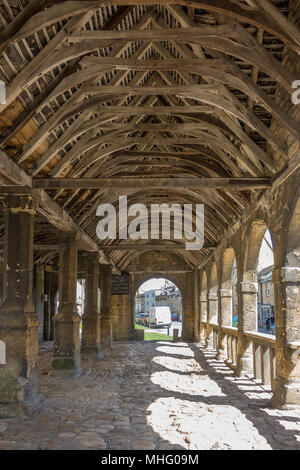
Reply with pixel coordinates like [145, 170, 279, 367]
[52, 232, 81, 376]
[49, 270, 58, 341]
[129, 273, 136, 341]
[81, 253, 101, 357]
[217, 288, 233, 359]
[182, 272, 195, 342]
[34, 265, 45, 343]
[193, 270, 200, 342]
[199, 296, 207, 345]
[206, 294, 218, 349]
[235, 281, 258, 377]
[0, 192, 40, 404]
[272, 267, 300, 408]
[99, 264, 113, 354]
[44, 267, 58, 341]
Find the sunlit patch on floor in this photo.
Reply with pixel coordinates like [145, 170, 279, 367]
[147, 397, 271, 450]
[156, 346, 195, 357]
[150, 370, 225, 397]
[152, 355, 202, 373]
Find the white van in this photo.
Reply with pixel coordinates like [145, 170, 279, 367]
[148, 306, 172, 328]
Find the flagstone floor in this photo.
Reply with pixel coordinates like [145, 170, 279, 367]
[0, 341, 299, 450]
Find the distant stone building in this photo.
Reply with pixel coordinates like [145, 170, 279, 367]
[135, 282, 182, 316]
[257, 265, 275, 328]
[135, 290, 146, 313]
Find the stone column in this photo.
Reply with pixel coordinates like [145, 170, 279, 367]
[182, 272, 195, 342]
[34, 265, 45, 343]
[99, 264, 113, 354]
[0, 192, 40, 404]
[206, 294, 218, 349]
[199, 296, 207, 345]
[81, 253, 101, 357]
[44, 267, 58, 341]
[235, 281, 258, 377]
[52, 232, 81, 376]
[129, 273, 136, 340]
[272, 267, 300, 408]
[49, 270, 58, 341]
[193, 270, 200, 342]
[217, 288, 233, 359]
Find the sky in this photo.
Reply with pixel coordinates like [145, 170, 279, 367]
[138, 278, 174, 292]
[258, 229, 274, 272]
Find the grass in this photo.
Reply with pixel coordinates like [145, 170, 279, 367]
[135, 323, 173, 341]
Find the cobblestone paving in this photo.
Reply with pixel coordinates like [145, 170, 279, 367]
[0, 341, 299, 450]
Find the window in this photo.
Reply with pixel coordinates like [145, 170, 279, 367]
[266, 283, 270, 297]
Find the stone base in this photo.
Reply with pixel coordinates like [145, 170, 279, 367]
[206, 339, 214, 350]
[235, 353, 253, 378]
[216, 348, 226, 360]
[53, 306, 81, 375]
[135, 329, 145, 341]
[51, 356, 82, 378]
[271, 377, 300, 409]
[0, 312, 40, 404]
[81, 314, 101, 356]
[100, 317, 113, 353]
[0, 370, 39, 403]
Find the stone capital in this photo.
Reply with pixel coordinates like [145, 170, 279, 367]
[208, 294, 218, 301]
[280, 267, 300, 283]
[219, 288, 232, 298]
[240, 281, 258, 294]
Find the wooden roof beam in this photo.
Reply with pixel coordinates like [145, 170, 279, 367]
[32, 177, 272, 190]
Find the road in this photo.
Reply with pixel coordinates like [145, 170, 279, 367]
[144, 321, 182, 337]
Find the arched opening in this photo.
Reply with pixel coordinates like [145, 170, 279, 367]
[257, 229, 275, 334]
[243, 221, 271, 333]
[134, 277, 183, 341]
[220, 247, 237, 327]
[208, 263, 218, 325]
[199, 271, 208, 344]
[232, 258, 238, 326]
[77, 279, 101, 340]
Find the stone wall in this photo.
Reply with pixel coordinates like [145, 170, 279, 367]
[111, 294, 131, 341]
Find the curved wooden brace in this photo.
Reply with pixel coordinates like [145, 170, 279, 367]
[3, 0, 300, 53]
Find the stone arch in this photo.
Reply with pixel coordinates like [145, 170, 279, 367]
[241, 220, 272, 336]
[219, 247, 237, 328]
[220, 247, 236, 290]
[199, 270, 208, 343]
[207, 262, 218, 324]
[244, 220, 271, 282]
[127, 250, 195, 341]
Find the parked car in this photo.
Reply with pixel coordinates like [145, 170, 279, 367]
[137, 312, 149, 327]
[149, 306, 172, 328]
[171, 312, 179, 322]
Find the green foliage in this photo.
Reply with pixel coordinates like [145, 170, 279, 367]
[135, 323, 172, 341]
